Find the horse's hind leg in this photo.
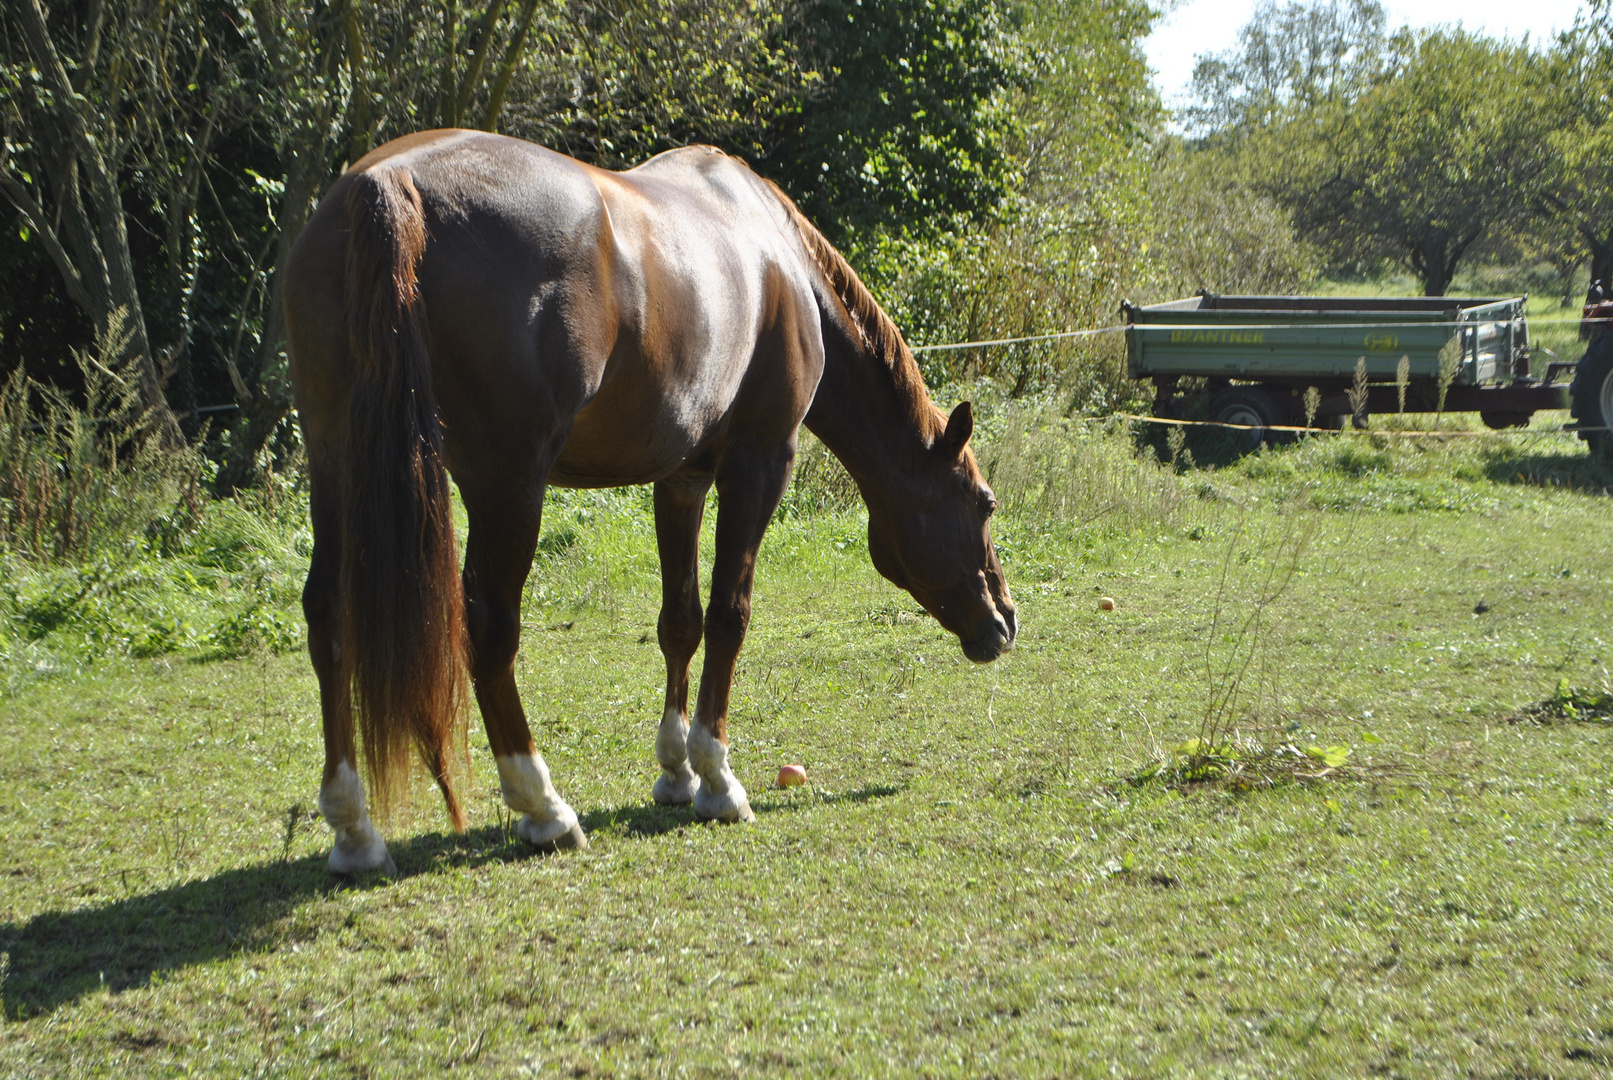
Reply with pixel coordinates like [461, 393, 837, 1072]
[304, 469, 395, 874]
[650, 471, 714, 805]
[460, 482, 588, 851]
[687, 443, 797, 823]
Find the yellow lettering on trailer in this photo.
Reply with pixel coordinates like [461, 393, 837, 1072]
[1364, 333, 1399, 351]
[1168, 329, 1267, 345]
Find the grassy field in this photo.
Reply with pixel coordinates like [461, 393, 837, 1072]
[2, 407, 1612, 1078]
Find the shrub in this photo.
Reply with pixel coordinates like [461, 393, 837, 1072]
[1141, 142, 1318, 300]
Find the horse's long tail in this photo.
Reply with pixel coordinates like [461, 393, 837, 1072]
[338, 166, 469, 831]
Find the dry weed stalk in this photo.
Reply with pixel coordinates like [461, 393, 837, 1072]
[1347, 357, 1369, 428]
[1141, 512, 1343, 788]
[1436, 336, 1463, 418]
[0, 308, 204, 561]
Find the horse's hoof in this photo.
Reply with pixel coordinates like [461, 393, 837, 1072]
[652, 770, 701, 805]
[518, 814, 589, 852]
[328, 838, 396, 876]
[694, 784, 755, 824]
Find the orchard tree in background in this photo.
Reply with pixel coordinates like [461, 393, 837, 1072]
[1539, 0, 1613, 292]
[1265, 29, 1554, 295]
[1186, 0, 1386, 134]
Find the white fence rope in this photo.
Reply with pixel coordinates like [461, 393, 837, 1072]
[911, 314, 1613, 352]
[45, 316, 1603, 418]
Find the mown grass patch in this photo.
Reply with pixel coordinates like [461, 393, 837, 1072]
[1, 404, 1611, 1076]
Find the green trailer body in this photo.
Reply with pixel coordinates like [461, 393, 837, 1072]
[1121, 293, 1571, 434]
[1123, 294, 1526, 385]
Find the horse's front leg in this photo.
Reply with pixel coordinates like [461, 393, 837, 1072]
[688, 444, 796, 823]
[651, 472, 714, 805]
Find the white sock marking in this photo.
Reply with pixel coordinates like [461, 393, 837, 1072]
[318, 760, 390, 873]
[656, 704, 691, 772]
[687, 719, 753, 822]
[496, 753, 578, 831]
[652, 704, 701, 804]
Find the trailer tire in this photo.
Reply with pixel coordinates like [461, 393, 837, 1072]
[1210, 386, 1289, 447]
[1570, 336, 1613, 454]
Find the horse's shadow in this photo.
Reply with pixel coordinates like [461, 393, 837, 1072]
[0, 785, 899, 1018]
[0, 827, 512, 1019]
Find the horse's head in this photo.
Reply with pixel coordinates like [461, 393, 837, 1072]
[866, 401, 1017, 663]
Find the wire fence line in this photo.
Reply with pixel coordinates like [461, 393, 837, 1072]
[909, 326, 1124, 353]
[15, 315, 1608, 423]
[910, 314, 1612, 353]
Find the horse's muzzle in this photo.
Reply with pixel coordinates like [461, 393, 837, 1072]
[961, 605, 1016, 664]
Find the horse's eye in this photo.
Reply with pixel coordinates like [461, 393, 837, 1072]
[982, 496, 998, 518]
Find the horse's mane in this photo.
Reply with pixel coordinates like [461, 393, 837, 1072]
[759, 178, 942, 440]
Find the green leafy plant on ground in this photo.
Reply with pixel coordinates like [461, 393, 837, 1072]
[1516, 677, 1613, 724]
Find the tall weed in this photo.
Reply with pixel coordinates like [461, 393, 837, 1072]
[0, 311, 205, 562]
[974, 395, 1189, 534]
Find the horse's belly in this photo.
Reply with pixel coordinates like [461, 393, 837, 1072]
[547, 398, 712, 487]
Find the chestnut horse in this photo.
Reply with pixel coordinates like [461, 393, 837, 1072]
[285, 130, 1016, 874]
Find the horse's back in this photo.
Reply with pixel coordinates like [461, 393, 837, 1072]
[554, 146, 824, 483]
[287, 131, 824, 489]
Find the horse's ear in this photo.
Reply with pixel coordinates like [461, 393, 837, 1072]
[942, 401, 973, 458]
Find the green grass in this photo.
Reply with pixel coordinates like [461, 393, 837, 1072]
[2, 414, 1612, 1077]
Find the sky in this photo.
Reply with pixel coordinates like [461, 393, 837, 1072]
[1145, 0, 1591, 109]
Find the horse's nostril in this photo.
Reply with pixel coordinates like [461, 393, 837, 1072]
[993, 605, 1016, 646]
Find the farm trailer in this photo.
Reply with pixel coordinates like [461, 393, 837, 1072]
[1120, 292, 1612, 443]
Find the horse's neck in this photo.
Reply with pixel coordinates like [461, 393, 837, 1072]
[802, 320, 929, 495]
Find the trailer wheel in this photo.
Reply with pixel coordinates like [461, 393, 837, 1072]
[1480, 411, 1531, 430]
[1570, 336, 1613, 454]
[1210, 387, 1288, 446]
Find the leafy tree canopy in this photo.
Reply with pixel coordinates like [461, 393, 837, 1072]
[1536, 0, 1613, 289]
[1186, 0, 1386, 134]
[763, 0, 1026, 245]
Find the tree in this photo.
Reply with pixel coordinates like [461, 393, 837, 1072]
[501, 0, 808, 167]
[1186, 0, 1386, 134]
[1146, 141, 1315, 298]
[1538, 1, 1613, 291]
[0, 0, 240, 436]
[853, 0, 1165, 408]
[1263, 29, 1555, 295]
[761, 0, 1024, 245]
